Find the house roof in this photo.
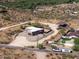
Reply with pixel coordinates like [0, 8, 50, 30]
[67, 30, 79, 37]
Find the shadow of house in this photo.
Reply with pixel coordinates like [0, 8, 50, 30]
[57, 21, 71, 36]
[57, 21, 69, 29]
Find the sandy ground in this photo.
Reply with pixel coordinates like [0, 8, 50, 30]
[34, 51, 48, 59]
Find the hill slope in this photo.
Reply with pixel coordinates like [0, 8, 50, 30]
[0, 0, 79, 9]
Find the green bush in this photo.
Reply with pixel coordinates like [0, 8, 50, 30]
[37, 44, 45, 49]
[62, 38, 71, 43]
[73, 38, 79, 51]
[60, 29, 66, 35]
[29, 23, 43, 28]
[51, 45, 57, 49]
[74, 38, 79, 44]
[2, 16, 11, 21]
[73, 45, 79, 51]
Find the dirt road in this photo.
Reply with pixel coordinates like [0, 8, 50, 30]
[0, 21, 30, 31]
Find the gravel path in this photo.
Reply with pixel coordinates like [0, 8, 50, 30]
[0, 21, 30, 31]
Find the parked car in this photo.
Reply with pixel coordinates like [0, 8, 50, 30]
[52, 48, 73, 53]
[59, 48, 73, 53]
[52, 48, 61, 52]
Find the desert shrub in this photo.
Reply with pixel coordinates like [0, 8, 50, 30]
[37, 44, 45, 49]
[51, 45, 57, 49]
[2, 15, 11, 21]
[74, 38, 79, 44]
[60, 29, 66, 35]
[28, 23, 43, 28]
[73, 38, 79, 51]
[73, 45, 79, 51]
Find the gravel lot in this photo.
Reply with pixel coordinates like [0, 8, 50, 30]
[9, 23, 59, 47]
[9, 29, 53, 47]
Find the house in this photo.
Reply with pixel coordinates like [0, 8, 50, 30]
[25, 27, 44, 35]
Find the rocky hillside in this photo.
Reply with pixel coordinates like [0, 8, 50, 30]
[0, 3, 79, 28]
[34, 3, 79, 20]
[33, 3, 79, 29]
[0, 8, 32, 28]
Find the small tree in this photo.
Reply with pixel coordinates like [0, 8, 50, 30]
[73, 45, 79, 51]
[60, 29, 65, 35]
[2, 16, 11, 21]
[51, 45, 57, 49]
[74, 38, 79, 44]
[37, 44, 45, 49]
[73, 38, 79, 51]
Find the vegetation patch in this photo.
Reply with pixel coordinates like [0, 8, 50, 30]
[62, 38, 71, 43]
[0, 0, 79, 9]
[73, 38, 79, 51]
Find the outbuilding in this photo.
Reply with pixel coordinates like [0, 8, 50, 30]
[26, 26, 44, 35]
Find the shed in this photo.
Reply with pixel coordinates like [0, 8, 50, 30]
[26, 27, 44, 35]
